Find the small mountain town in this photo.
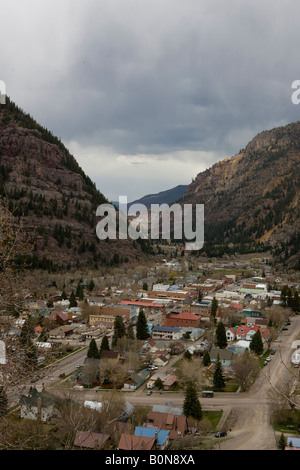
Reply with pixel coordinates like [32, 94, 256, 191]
[2, 0, 300, 458]
[1, 250, 299, 451]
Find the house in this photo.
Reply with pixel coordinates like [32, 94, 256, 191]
[146, 411, 188, 440]
[134, 426, 169, 450]
[19, 387, 55, 422]
[210, 348, 233, 367]
[73, 430, 111, 450]
[225, 327, 236, 342]
[123, 369, 150, 390]
[77, 357, 101, 386]
[49, 311, 72, 325]
[147, 372, 177, 390]
[153, 355, 169, 367]
[170, 342, 185, 355]
[118, 433, 156, 450]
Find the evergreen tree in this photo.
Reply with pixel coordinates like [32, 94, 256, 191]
[203, 351, 210, 367]
[99, 335, 110, 354]
[69, 291, 77, 308]
[213, 355, 226, 391]
[112, 315, 126, 347]
[184, 350, 192, 360]
[277, 433, 287, 450]
[0, 386, 8, 417]
[87, 338, 100, 359]
[154, 377, 163, 390]
[280, 285, 289, 307]
[211, 296, 218, 324]
[198, 289, 203, 302]
[61, 289, 67, 300]
[183, 381, 202, 420]
[250, 329, 263, 355]
[76, 282, 84, 301]
[215, 321, 228, 349]
[88, 279, 95, 292]
[136, 309, 149, 340]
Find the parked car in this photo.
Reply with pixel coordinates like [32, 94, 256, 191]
[282, 327, 288, 331]
[263, 361, 268, 366]
[215, 431, 227, 438]
[147, 390, 152, 395]
[271, 349, 276, 355]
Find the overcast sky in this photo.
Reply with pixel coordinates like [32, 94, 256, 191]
[1, 0, 300, 201]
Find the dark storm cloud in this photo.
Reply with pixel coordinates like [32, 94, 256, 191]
[1, 0, 300, 199]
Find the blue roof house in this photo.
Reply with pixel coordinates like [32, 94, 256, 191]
[134, 426, 169, 450]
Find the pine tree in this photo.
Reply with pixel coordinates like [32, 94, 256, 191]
[215, 321, 228, 349]
[112, 315, 126, 347]
[69, 291, 77, 308]
[203, 351, 210, 367]
[99, 335, 110, 354]
[277, 433, 286, 450]
[136, 309, 149, 340]
[61, 289, 67, 300]
[211, 296, 218, 324]
[183, 381, 202, 420]
[250, 329, 263, 355]
[87, 338, 100, 359]
[213, 355, 226, 391]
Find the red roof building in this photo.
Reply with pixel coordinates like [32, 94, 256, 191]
[163, 311, 201, 328]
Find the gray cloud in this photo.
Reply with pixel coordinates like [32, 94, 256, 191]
[1, 0, 300, 199]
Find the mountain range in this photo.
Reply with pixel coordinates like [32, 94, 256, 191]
[0, 98, 143, 271]
[1, 97, 300, 271]
[181, 121, 300, 267]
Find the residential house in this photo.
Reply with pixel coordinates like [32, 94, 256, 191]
[73, 431, 111, 450]
[147, 372, 177, 390]
[210, 347, 233, 367]
[118, 433, 156, 450]
[19, 387, 55, 422]
[153, 354, 169, 367]
[77, 357, 101, 387]
[170, 342, 185, 355]
[49, 311, 72, 325]
[225, 327, 237, 342]
[134, 427, 169, 450]
[146, 411, 188, 440]
[123, 369, 150, 390]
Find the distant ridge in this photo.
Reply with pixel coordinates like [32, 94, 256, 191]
[128, 184, 188, 209]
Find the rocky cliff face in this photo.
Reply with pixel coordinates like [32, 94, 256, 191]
[0, 99, 142, 270]
[183, 121, 300, 264]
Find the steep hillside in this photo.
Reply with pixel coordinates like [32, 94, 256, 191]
[0, 98, 143, 271]
[183, 121, 300, 266]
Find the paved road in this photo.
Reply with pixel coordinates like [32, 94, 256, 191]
[83, 315, 300, 450]
[13, 314, 299, 450]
